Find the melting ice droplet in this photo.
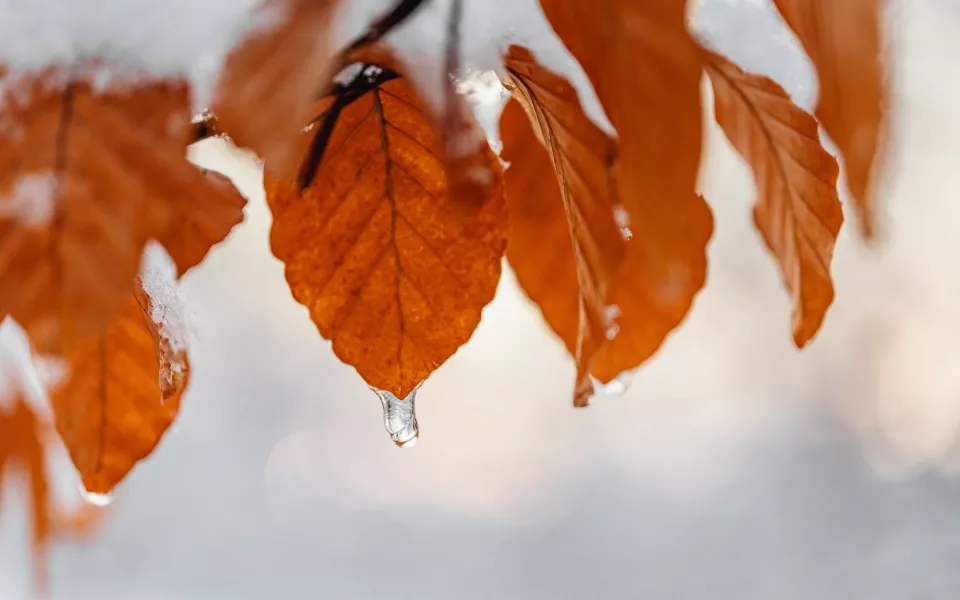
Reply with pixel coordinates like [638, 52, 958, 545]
[373, 385, 420, 448]
[588, 371, 634, 402]
[80, 488, 114, 507]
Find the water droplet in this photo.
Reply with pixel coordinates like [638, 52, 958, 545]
[373, 385, 420, 448]
[612, 204, 631, 228]
[604, 305, 622, 340]
[589, 371, 634, 400]
[80, 488, 114, 507]
[613, 205, 634, 241]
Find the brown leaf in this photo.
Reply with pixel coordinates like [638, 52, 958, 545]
[772, 0, 885, 237]
[214, 0, 339, 171]
[0, 64, 244, 354]
[704, 49, 843, 346]
[500, 47, 624, 406]
[539, 0, 714, 383]
[0, 393, 50, 587]
[49, 280, 188, 494]
[267, 66, 507, 398]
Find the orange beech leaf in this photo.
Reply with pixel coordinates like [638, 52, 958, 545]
[772, 0, 884, 237]
[0, 64, 245, 355]
[267, 65, 507, 398]
[349, 45, 499, 218]
[538, 0, 713, 383]
[214, 0, 339, 171]
[704, 49, 843, 346]
[500, 101, 581, 363]
[48, 280, 188, 494]
[500, 47, 625, 406]
[156, 169, 247, 274]
[0, 393, 51, 587]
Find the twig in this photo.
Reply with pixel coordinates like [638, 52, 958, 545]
[344, 0, 431, 54]
[297, 66, 402, 191]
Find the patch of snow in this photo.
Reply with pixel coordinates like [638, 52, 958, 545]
[0, 0, 269, 108]
[139, 241, 189, 354]
[1, 0, 615, 134]
[31, 354, 70, 389]
[333, 0, 616, 137]
[0, 170, 57, 229]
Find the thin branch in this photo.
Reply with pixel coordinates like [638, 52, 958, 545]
[442, 0, 464, 137]
[298, 66, 403, 192]
[344, 0, 431, 54]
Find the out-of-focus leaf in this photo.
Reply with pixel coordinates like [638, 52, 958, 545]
[772, 0, 885, 237]
[0, 64, 244, 355]
[538, 0, 713, 383]
[214, 0, 340, 172]
[501, 47, 625, 406]
[704, 49, 843, 346]
[49, 280, 188, 494]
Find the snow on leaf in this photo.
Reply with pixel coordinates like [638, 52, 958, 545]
[0, 63, 245, 355]
[0, 171, 56, 229]
[47, 278, 189, 495]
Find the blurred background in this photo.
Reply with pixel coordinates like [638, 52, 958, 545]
[4, 0, 960, 597]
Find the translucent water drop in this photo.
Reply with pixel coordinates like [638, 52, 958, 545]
[612, 204, 631, 227]
[80, 488, 114, 507]
[373, 385, 420, 448]
[605, 323, 620, 340]
[589, 371, 634, 400]
[612, 205, 634, 240]
[604, 304, 622, 340]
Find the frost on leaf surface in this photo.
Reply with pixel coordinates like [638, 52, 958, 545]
[267, 61, 507, 398]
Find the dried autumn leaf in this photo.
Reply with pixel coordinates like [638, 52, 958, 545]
[704, 49, 843, 346]
[772, 0, 884, 237]
[500, 47, 624, 406]
[267, 66, 507, 398]
[49, 281, 188, 494]
[0, 393, 50, 585]
[538, 0, 713, 382]
[0, 64, 245, 354]
[214, 0, 339, 171]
